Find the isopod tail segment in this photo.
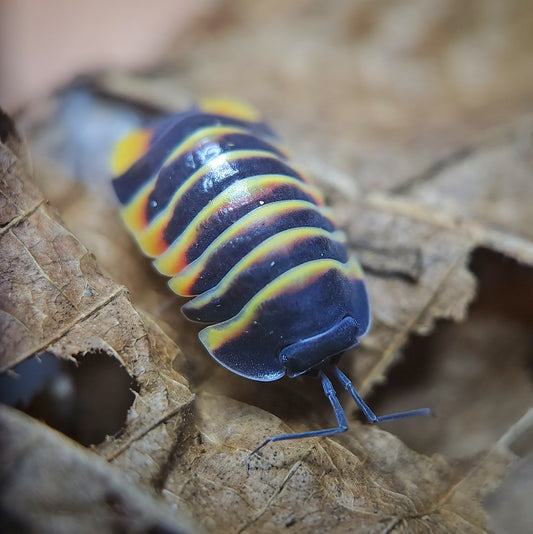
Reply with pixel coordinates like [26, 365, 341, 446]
[251, 364, 431, 455]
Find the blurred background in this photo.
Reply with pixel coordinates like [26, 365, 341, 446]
[0, 0, 212, 111]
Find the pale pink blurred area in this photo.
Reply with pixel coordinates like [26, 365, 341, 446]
[0, 0, 213, 112]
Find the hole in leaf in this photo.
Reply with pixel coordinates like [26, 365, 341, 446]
[367, 247, 533, 458]
[0, 350, 137, 446]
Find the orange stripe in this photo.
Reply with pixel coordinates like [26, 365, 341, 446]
[173, 269, 201, 297]
[137, 150, 287, 257]
[165, 200, 334, 292]
[142, 231, 168, 258]
[154, 180, 284, 277]
[154, 178, 326, 277]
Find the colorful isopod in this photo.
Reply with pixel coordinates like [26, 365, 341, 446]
[111, 98, 429, 452]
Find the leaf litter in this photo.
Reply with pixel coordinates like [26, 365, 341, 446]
[3, 1, 533, 532]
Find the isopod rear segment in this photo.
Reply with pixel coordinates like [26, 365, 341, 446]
[111, 98, 430, 452]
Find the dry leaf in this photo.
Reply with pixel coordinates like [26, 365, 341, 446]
[3, 0, 533, 532]
[0, 405, 199, 534]
[0, 109, 196, 530]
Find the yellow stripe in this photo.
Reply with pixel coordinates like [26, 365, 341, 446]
[153, 176, 325, 277]
[162, 125, 249, 167]
[198, 97, 262, 123]
[137, 149, 296, 257]
[117, 128, 240, 235]
[347, 254, 365, 279]
[120, 179, 154, 235]
[182, 228, 346, 304]
[111, 129, 151, 175]
[199, 258, 363, 351]
[119, 126, 279, 237]
[125, 127, 247, 240]
[164, 200, 334, 288]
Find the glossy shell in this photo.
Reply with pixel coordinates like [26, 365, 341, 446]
[111, 99, 371, 382]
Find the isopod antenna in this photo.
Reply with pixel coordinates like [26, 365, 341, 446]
[331, 365, 431, 423]
[252, 370, 348, 454]
[252, 366, 430, 455]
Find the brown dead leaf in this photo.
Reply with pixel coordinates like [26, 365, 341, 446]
[0, 110, 196, 528]
[160, 394, 530, 533]
[0, 405, 200, 534]
[4, 0, 533, 532]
